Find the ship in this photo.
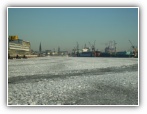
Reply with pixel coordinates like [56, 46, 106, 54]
[78, 47, 94, 57]
[71, 40, 137, 58]
[71, 41, 101, 57]
[8, 35, 31, 59]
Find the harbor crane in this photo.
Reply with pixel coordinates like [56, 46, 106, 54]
[89, 40, 96, 52]
[129, 40, 135, 49]
[113, 40, 117, 53]
[89, 42, 92, 49]
[93, 40, 96, 50]
[92, 40, 96, 52]
[129, 40, 138, 58]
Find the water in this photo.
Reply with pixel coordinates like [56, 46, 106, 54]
[8, 57, 138, 105]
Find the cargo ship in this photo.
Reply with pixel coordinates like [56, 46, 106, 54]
[78, 47, 94, 57]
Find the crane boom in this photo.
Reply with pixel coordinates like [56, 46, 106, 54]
[129, 40, 135, 48]
[89, 42, 92, 47]
[94, 40, 96, 48]
[76, 42, 79, 50]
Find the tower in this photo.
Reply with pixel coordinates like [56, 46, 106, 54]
[39, 42, 42, 54]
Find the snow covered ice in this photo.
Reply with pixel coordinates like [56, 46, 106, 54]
[8, 57, 138, 105]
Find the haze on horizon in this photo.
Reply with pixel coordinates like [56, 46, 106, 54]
[8, 7, 138, 52]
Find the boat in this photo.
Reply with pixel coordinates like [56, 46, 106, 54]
[8, 35, 31, 59]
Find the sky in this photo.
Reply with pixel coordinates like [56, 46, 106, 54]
[8, 7, 138, 52]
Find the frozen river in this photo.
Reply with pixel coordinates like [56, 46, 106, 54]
[8, 57, 138, 105]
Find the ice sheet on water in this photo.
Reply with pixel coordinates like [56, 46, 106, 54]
[8, 71, 138, 105]
[8, 57, 138, 105]
[8, 57, 138, 77]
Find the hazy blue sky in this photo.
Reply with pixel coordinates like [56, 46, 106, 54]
[8, 8, 138, 52]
